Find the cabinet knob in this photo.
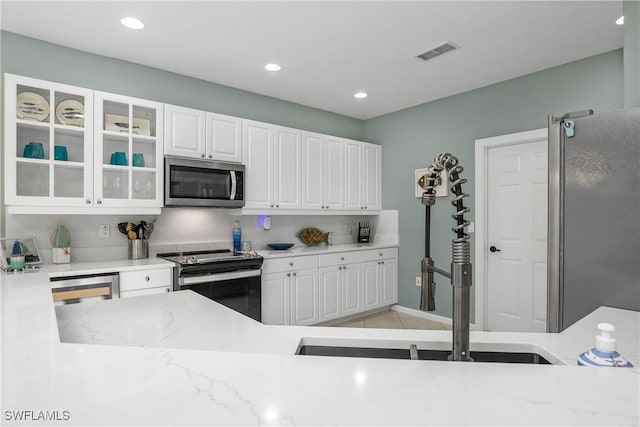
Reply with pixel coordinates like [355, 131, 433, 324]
[360, 206, 364, 209]
[287, 273, 291, 277]
[270, 205, 274, 208]
[208, 154, 213, 159]
[379, 253, 383, 256]
[364, 206, 368, 209]
[289, 262, 294, 266]
[340, 257, 344, 261]
[201, 154, 205, 158]
[165, 288, 170, 293]
[276, 204, 280, 208]
[293, 272, 297, 276]
[97, 200, 102, 205]
[85, 199, 91, 205]
[381, 261, 385, 264]
[145, 276, 150, 281]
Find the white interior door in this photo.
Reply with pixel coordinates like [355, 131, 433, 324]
[487, 139, 548, 332]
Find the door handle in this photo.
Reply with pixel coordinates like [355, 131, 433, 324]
[489, 246, 501, 253]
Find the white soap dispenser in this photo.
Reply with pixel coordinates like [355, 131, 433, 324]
[578, 323, 633, 367]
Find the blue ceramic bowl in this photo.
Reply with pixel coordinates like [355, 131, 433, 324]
[267, 243, 295, 250]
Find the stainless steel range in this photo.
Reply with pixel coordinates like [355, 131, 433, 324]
[158, 249, 263, 321]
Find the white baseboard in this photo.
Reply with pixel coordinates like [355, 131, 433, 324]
[391, 305, 480, 330]
[391, 305, 452, 325]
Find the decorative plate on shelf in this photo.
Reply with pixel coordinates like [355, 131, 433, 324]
[56, 99, 85, 127]
[267, 243, 295, 250]
[16, 92, 50, 122]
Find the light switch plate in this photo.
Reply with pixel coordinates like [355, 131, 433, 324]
[415, 168, 448, 198]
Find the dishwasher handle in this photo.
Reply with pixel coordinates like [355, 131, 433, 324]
[50, 273, 119, 290]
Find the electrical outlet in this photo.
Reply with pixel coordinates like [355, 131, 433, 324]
[415, 276, 422, 287]
[100, 224, 110, 238]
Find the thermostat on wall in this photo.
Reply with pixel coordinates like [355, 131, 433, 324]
[414, 168, 448, 198]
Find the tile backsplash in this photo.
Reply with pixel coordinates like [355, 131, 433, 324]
[5, 209, 398, 263]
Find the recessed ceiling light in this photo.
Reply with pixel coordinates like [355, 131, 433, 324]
[616, 15, 624, 25]
[354, 92, 368, 99]
[121, 17, 144, 30]
[265, 63, 282, 72]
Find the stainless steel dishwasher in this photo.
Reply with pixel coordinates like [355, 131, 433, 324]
[50, 273, 119, 305]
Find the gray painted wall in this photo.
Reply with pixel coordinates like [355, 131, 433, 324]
[624, 0, 640, 107]
[362, 49, 624, 319]
[0, 31, 363, 138]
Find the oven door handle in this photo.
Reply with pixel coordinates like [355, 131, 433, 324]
[230, 171, 237, 200]
[179, 269, 261, 286]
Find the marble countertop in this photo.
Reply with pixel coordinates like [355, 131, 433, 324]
[1, 264, 638, 426]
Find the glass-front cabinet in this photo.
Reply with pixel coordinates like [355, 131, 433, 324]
[4, 74, 163, 213]
[94, 92, 163, 208]
[4, 74, 93, 206]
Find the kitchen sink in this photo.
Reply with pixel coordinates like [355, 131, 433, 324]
[295, 338, 563, 365]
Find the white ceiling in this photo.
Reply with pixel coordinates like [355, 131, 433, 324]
[0, 1, 624, 120]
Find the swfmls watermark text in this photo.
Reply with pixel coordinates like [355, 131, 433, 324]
[4, 410, 70, 422]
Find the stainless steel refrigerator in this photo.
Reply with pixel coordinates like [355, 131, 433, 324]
[547, 107, 640, 332]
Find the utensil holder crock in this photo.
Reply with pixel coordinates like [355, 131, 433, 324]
[128, 240, 148, 260]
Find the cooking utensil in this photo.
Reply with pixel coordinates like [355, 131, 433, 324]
[136, 223, 145, 240]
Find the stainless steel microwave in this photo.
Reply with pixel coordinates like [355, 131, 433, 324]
[164, 157, 245, 208]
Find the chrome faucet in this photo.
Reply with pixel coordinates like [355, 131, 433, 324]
[419, 153, 473, 362]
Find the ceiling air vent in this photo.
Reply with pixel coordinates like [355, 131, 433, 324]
[416, 42, 459, 62]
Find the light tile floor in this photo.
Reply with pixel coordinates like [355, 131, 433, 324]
[332, 309, 452, 330]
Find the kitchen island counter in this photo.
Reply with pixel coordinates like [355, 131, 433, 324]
[1, 268, 638, 426]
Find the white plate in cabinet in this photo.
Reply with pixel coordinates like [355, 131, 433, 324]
[119, 268, 172, 292]
[120, 286, 171, 298]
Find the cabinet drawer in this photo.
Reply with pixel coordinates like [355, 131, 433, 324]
[119, 268, 172, 292]
[361, 247, 398, 262]
[262, 255, 318, 274]
[318, 251, 363, 267]
[120, 286, 172, 298]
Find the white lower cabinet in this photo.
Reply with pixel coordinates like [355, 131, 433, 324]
[261, 272, 290, 325]
[362, 248, 398, 310]
[118, 267, 173, 298]
[319, 261, 362, 322]
[290, 268, 319, 326]
[262, 248, 397, 326]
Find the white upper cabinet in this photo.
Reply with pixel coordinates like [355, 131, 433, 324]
[344, 139, 381, 212]
[164, 104, 242, 163]
[363, 142, 382, 210]
[4, 74, 162, 214]
[245, 126, 380, 214]
[242, 119, 274, 209]
[301, 132, 324, 210]
[302, 132, 345, 211]
[94, 91, 164, 209]
[242, 120, 302, 210]
[164, 104, 206, 158]
[206, 112, 242, 163]
[273, 126, 302, 209]
[4, 74, 94, 208]
[344, 139, 364, 210]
